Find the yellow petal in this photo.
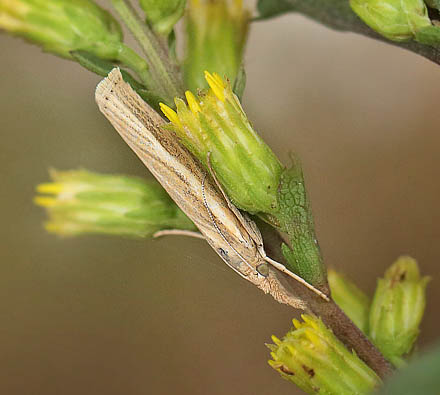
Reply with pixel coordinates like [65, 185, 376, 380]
[204, 71, 225, 102]
[185, 90, 201, 114]
[34, 196, 57, 207]
[36, 182, 63, 194]
[159, 103, 181, 126]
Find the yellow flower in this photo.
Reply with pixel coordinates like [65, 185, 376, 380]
[160, 72, 282, 214]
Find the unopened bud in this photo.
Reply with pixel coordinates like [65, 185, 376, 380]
[184, 0, 248, 91]
[0, 0, 148, 78]
[34, 169, 196, 238]
[369, 256, 430, 366]
[350, 0, 431, 41]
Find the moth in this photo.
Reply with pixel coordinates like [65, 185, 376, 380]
[95, 68, 328, 309]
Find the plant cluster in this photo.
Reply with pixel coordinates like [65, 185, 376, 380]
[1, 0, 437, 393]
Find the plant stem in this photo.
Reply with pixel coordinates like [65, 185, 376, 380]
[257, 0, 440, 66]
[110, 0, 184, 105]
[115, 43, 155, 88]
[257, 219, 394, 380]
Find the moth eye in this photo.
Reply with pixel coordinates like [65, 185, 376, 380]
[256, 263, 269, 278]
[218, 248, 228, 258]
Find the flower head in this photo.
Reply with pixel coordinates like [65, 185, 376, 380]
[0, 0, 148, 79]
[34, 169, 196, 238]
[268, 315, 381, 394]
[369, 256, 430, 366]
[184, 0, 249, 91]
[160, 71, 282, 214]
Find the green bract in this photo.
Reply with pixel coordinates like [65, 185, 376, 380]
[268, 315, 381, 395]
[34, 169, 196, 238]
[184, 0, 248, 91]
[369, 256, 429, 366]
[272, 162, 327, 288]
[350, 0, 431, 41]
[139, 0, 186, 35]
[160, 72, 282, 215]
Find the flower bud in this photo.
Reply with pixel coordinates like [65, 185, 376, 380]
[0, 0, 148, 77]
[160, 71, 282, 214]
[369, 256, 430, 366]
[139, 0, 186, 35]
[328, 269, 370, 334]
[183, 0, 249, 91]
[268, 315, 381, 394]
[350, 0, 431, 42]
[34, 169, 196, 238]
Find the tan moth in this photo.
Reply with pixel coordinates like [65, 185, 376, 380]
[95, 68, 328, 308]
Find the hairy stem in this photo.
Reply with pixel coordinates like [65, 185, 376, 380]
[110, 0, 184, 104]
[257, 219, 394, 379]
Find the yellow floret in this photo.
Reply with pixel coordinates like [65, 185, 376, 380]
[204, 70, 226, 102]
[34, 196, 57, 207]
[36, 182, 63, 194]
[185, 90, 201, 113]
[159, 102, 181, 126]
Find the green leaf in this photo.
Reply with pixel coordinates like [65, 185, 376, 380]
[71, 51, 164, 111]
[377, 342, 440, 395]
[257, 0, 298, 19]
[414, 25, 440, 45]
[232, 64, 247, 101]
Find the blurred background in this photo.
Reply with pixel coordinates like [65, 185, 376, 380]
[1, 3, 439, 394]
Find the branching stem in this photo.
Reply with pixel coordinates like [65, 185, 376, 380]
[257, 0, 440, 66]
[110, 0, 184, 104]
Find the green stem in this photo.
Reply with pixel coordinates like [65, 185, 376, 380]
[110, 0, 184, 105]
[116, 43, 155, 88]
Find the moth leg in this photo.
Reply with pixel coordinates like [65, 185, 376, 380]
[205, 152, 264, 250]
[153, 229, 205, 239]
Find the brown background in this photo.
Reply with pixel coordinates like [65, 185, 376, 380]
[0, 5, 439, 395]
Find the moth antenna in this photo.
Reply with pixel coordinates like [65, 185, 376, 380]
[264, 256, 330, 301]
